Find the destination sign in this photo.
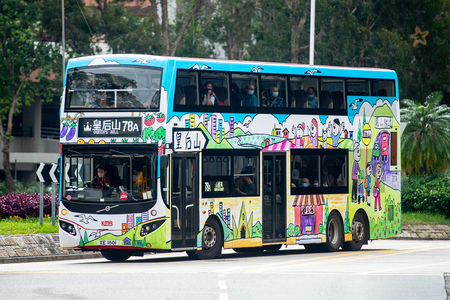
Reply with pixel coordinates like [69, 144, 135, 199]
[78, 117, 141, 138]
[173, 128, 208, 152]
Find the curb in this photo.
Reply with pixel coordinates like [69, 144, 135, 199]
[445, 273, 450, 300]
[390, 224, 450, 240]
[0, 234, 102, 264]
[0, 253, 103, 264]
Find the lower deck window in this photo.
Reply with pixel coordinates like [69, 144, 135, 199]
[202, 150, 259, 198]
[291, 149, 348, 195]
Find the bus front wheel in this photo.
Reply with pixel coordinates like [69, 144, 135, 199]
[325, 212, 343, 252]
[343, 211, 366, 251]
[196, 218, 223, 259]
[100, 249, 133, 261]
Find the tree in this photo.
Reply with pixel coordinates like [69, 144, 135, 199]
[247, 0, 292, 62]
[202, 0, 257, 60]
[41, 0, 93, 56]
[0, 0, 58, 193]
[400, 91, 450, 174]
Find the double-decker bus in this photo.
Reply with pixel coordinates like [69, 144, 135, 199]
[59, 54, 401, 261]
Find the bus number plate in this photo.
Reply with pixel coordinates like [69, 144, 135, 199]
[97, 240, 118, 246]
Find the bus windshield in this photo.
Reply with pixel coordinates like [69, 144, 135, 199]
[62, 148, 158, 203]
[66, 66, 162, 110]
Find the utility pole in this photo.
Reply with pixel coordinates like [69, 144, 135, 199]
[309, 0, 315, 65]
[62, 0, 66, 80]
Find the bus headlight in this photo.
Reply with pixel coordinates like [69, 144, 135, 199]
[140, 219, 166, 237]
[59, 220, 77, 236]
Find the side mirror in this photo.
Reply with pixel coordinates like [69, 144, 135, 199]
[160, 155, 169, 169]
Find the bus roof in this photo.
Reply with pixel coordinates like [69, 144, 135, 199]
[66, 54, 397, 80]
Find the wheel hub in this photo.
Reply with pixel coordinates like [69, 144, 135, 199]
[328, 219, 339, 244]
[352, 220, 365, 242]
[203, 226, 216, 248]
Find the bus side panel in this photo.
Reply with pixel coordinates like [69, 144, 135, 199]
[199, 197, 263, 249]
[346, 104, 402, 241]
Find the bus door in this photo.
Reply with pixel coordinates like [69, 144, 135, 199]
[171, 154, 198, 249]
[262, 153, 286, 242]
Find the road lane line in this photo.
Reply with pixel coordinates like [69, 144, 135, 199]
[354, 260, 450, 276]
[242, 245, 450, 274]
[218, 280, 227, 290]
[219, 293, 228, 300]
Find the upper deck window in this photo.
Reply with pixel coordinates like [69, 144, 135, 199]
[66, 66, 162, 110]
[347, 79, 369, 96]
[174, 69, 395, 115]
[371, 80, 396, 97]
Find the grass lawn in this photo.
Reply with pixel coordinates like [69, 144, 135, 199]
[0, 216, 59, 235]
[402, 212, 450, 226]
[0, 212, 448, 235]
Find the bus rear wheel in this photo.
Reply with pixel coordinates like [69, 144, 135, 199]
[233, 247, 264, 253]
[304, 244, 323, 253]
[100, 249, 133, 262]
[263, 244, 282, 252]
[325, 211, 343, 252]
[196, 218, 223, 259]
[343, 211, 366, 251]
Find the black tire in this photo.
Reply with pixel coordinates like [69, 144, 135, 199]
[100, 249, 133, 262]
[324, 211, 344, 252]
[233, 247, 264, 253]
[303, 244, 326, 253]
[196, 218, 223, 259]
[186, 250, 199, 259]
[263, 244, 282, 252]
[343, 211, 367, 251]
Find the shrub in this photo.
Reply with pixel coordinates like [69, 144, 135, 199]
[401, 172, 450, 218]
[0, 180, 54, 196]
[0, 192, 58, 219]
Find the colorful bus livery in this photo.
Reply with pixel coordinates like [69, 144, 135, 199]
[59, 54, 401, 261]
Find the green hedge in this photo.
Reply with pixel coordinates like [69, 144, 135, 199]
[401, 172, 450, 218]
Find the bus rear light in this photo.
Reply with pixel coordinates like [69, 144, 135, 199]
[150, 209, 157, 216]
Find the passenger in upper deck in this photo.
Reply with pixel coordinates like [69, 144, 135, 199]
[230, 83, 243, 106]
[242, 84, 258, 107]
[306, 87, 318, 108]
[143, 83, 160, 109]
[202, 82, 218, 106]
[262, 87, 283, 107]
[122, 82, 144, 108]
[87, 93, 101, 108]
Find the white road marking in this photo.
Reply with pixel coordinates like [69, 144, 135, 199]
[218, 280, 227, 290]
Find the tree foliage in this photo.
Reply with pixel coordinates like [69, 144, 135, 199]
[0, 0, 59, 193]
[401, 91, 450, 174]
[0, 0, 448, 188]
[37, 0, 449, 101]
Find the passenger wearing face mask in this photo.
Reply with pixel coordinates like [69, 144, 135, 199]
[300, 177, 310, 187]
[202, 82, 217, 106]
[306, 87, 318, 108]
[262, 87, 283, 107]
[242, 84, 258, 107]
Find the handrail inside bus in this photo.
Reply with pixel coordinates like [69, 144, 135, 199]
[172, 205, 180, 229]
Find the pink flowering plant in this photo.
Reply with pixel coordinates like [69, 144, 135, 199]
[0, 193, 58, 219]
